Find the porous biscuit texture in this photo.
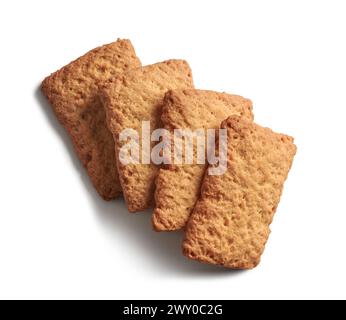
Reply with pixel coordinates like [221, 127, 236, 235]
[153, 89, 253, 231]
[41, 39, 141, 200]
[101, 60, 194, 212]
[183, 116, 296, 269]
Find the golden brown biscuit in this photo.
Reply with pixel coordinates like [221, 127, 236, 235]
[183, 116, 297, 269]
[101, 60, 194, 212]
[152, 89, 253, 231]
[41, 39, 141, 200]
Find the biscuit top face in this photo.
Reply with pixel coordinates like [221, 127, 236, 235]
[162, 89, 253, 130]
[152, 90, 253, 231]
[102, 60, 194, 135]
[101, 60, 194, 212]
[41, 39, 141, 200]
[43, 39, 141, 122]
[183, 116, 296, 269]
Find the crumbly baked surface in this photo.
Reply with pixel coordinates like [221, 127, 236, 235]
[152, 89, 253, 231]
[41, 39, 141, 200]
[101, 60, 194, 212]
[183, 116, 296, 269]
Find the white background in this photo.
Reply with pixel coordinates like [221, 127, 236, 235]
[0, 0, 345, 300]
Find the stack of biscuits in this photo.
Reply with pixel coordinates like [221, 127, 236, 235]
[42, 39, 296, 269]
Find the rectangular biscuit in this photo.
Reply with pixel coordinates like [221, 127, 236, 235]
[183, 116, 297, 269]
[152, 89, 253, 231]
[41, 39, 141, 200]
[101, 60, 194, 212]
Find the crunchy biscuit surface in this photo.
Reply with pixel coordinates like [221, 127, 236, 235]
[183, 116, 296, 269]
[41, 39, 141, 200]
[153, 89, 253, 231]
[101, 60, 194, 212]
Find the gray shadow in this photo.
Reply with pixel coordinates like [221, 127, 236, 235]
[35, 85, 245, 278]
[91, 198, 245, 277]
